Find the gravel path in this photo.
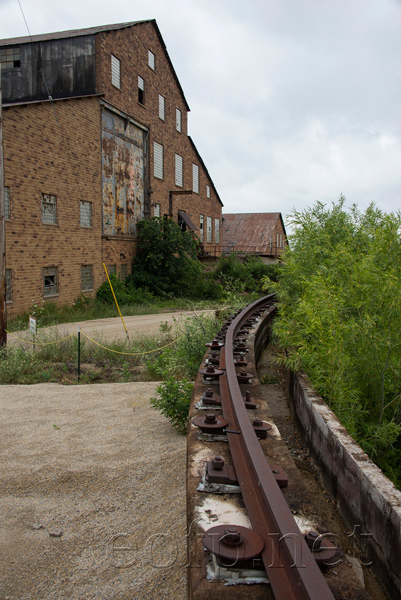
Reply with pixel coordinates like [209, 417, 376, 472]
[0, 382, 187, 600]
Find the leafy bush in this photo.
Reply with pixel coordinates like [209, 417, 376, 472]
[128, 217, 202, 297]
[150, 377, 193, 434]
[212, 253, 276, 292]
[269, 198, 401, 488]
[96, 274, 155, 305]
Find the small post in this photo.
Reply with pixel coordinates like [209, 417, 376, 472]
[77, 327, 81, 382]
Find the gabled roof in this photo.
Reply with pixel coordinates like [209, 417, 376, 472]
[0, 20, 190, 111]
[222, 213, 286, 254]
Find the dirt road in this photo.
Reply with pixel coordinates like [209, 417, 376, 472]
[0, 382, 187, 600]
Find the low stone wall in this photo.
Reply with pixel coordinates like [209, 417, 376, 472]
[286, 369, 401, 598]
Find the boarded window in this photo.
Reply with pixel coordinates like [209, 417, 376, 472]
[148, 50, 155, 70]
[44, 267, 58, 297]
[192, 164, 199, 194]
[138, 76, 145, 104]
[120, 264, 127, 279]
[176, 108, 182, 132]
[42, 193, 57, 224]
[199, 215, 204, 243]
[111, 54, 121, 89]
[215, 219, 220, 244]
[206, 185, 210, 199]
[4, 186, 10, 219]
[159, 94, 165, 120]
[80, 201, 92, 227]
[0, 46, 20, 70]
[154, 142, 164, 179]
[175, 154, 183, 187]
[206, 216, 212, 243]
[5, 269, 12, 302]
[154, 203, 161, 217]
[81, 265, 93, 291]
[108, 264, 116, 275]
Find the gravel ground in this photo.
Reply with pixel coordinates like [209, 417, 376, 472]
[0, 382, 187, 600]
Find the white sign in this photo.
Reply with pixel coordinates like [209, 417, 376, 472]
[29, 315, 37, 335]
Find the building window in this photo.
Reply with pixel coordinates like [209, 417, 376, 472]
[80, 201, 92, 227]
[4, 186, 10, 219]
[154, 142, 164, 179]
[215, 219, 220, 244]
[175, 154, 183, 187]
[0, 46, 20, 70]
[154, 203, 161, 217]
[111, 54, 121, 89]
[44, 267, 58, 297]
[148, 50, 155, 70]
[199, 215, 204, 243]
[81, 265, 93, 291]
[159, 94, 165, 120]
[108, 265, 116, 275]
[206, 185, 210, 199]
[138, 76, 145, 104]
[206, 216, 212, 243]
[41, 193, 57, 224]
[176, 108, 182, 133]
[5, 269, 12, 302]
[192, 164, 199, 194]
[120, 264, 127, 279]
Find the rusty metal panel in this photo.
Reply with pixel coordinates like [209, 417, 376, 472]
[222, 212, 286, 256]
[102, 108, 145, 236]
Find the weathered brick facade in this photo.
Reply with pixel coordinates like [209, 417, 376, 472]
[1, 20, 223, 318]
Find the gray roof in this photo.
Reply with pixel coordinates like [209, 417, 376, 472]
[0, 20, 152, 46]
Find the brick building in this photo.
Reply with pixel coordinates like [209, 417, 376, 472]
[222, 213, 287, 262]
[0, 20, 223, 318]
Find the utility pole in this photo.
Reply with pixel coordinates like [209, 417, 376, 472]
[0, 82, 7, 347]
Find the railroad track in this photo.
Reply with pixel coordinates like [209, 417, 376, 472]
[187, 295, 378, 600]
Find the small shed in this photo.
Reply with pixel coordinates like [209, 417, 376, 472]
[222, 213, 287, 263]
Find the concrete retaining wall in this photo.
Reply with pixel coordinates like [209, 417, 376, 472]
[286, 369, 401, 598]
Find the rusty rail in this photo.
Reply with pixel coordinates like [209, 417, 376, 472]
[218, 295, 335, 600]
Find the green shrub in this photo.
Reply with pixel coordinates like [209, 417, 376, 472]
[150, 377, 193, 434]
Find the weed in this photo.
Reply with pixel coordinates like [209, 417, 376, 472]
[150, 377, 193, 434]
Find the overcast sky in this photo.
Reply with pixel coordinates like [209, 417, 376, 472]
[1, 0, 400, 230]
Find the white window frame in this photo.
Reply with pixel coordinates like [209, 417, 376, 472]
[111, 54, 121, 89]
[4, 186, 10, 219]
[148, 50, 155, 70]
[192, 164, 199, 194]
[206, 216, 212, 243]
[44, 266, 58, 297]
[80, 200, 92, 227]
[138, 75, 145, 104]
[176, 108, 182, 132]
[153, 203, 161, 218]
[199, 215, 204, 243]
[159, 94, 165, 121]
[175, 154, 183, 187]
[154, 142, 164, 180]
[81, 265, 93, 291]
[41, 193, 57, 225]
[215, 219, 220, 244]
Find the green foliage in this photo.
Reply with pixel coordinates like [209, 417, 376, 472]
[269, 198, 401, 487]
[212, 253, 277, 293]
[150, 377, 193, 434]
[147, 313, 221, 380]
[128, 217, 202, 296]
[96, 273, 156, 305]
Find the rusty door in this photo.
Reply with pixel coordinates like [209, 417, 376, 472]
[102, 108, 145, 236]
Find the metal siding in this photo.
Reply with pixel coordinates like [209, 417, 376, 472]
[102, 108, 145, 237]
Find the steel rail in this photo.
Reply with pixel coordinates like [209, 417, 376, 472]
[220, 294, 335, 600]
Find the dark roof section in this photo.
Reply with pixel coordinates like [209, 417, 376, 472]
[188, 136, 223, 207]
[222, 213, 286, 254]
[0, 20, 190, 112]
[178, 210, 198, 231]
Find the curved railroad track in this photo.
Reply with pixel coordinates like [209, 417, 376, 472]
[187, 295, 386, 600]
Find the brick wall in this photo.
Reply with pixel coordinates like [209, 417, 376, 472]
[3, 97, 102, 318]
